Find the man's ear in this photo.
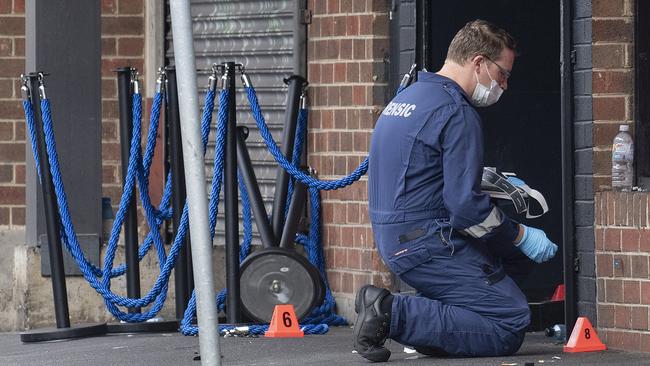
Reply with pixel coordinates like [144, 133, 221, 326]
[470, 55, 483, 72]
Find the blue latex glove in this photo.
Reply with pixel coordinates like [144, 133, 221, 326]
[506, 176, 526, 187]
[515, 225, 558, 263]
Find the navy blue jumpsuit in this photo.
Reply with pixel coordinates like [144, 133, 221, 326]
[368, 72, 531, 356]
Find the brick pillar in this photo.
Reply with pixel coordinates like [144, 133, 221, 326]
[595, 192, 650, 352]
[100, 0, 156, 223]
[592, 0, 634, 189]
[593, 0, 650, 352]
[307, 0, 392, 318]
[573, 0, 597, 326]
[0, 0, 26, 228]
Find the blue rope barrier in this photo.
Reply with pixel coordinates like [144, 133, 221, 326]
[23, 86, 220, 321]
[130, 91, 167, 269]
[180, 83, 349, 336]
[180, 87, 232, 335]
[23, 71, 359, 333]
[244, 86, 368, 191]
[284, 107, 308, 218]
[40, 96, 169, 320]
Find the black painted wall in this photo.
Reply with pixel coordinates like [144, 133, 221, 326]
[25, 2, 102, 274]
[572, 0, 597, 324]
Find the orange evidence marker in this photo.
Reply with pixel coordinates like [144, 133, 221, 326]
[563, 317, 607, 353]
[265, 304, 304, 338]
[550, 284, 565, 302]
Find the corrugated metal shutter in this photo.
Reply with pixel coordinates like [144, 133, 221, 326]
[166, 1, 295, 245]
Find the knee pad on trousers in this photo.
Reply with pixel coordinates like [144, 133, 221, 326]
[497, 330, 526, 356]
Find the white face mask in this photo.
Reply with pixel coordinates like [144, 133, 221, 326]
[471, 62, 503, 107]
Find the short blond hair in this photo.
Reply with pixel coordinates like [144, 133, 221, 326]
[446, 20, 516, 64]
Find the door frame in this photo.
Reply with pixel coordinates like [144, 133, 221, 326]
[560, 0, 577, 336]
[390, 0, 579, 334]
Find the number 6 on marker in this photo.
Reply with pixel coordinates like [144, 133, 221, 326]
[283, 312, 292, 327]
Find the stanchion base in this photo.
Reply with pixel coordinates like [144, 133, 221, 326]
[106, 319, 179, 334]
[20, 323, 107, 343]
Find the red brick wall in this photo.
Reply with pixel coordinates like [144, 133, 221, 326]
[100, 0, 149, 211]
[593, 2, 650, 352]
[0, 0, 150, 228]
[0, 1, 171, 329]
[0, 0, 26, 227]
[595, 192, 650, 352]
[306, 0, 392, 313]
[592, 0, 634, 190]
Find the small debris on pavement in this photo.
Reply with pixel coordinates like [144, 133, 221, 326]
[221, 326, 259, 338]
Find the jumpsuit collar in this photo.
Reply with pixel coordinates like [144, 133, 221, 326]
[416, 71, 472, 103]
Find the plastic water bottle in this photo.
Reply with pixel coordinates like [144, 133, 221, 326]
[612, 124, 634, 191]
[545, 324, 566, 342]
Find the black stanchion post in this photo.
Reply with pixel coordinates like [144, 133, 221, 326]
[279, 179, 307, 249]
[271, 75, 307, 240]
[105, 68, 179, 333]
[165, 66, 193, 319]
[29, 74, 70, 328]
[224, 62, 241, 323]
[236, 126, 276, 249]
[116, 67, 141, 314]
[19, 73, 106, 342]
[298, 92, 309, 167]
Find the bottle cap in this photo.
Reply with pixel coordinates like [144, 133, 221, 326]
[620, 124, 629, 132]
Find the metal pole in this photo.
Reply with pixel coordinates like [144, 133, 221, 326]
[27, 74, 71, 328]
[279, 179, 307, 249]
[20, 74, 107, 342]
[105, 72, 180, 334]
[236, 126, 276, 249]
[169, 1, 220, 365]
[293, 0, 308, 77]
[271, 75, 306, 239]
[560, 0, 577, 337]
[116, 67, 141, 314]
[224, 62, 241, 323]
[298, 93, 309, 171]
[165, 67, 193, 318]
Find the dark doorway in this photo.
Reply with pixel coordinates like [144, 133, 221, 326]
[425, 1, 564, 302]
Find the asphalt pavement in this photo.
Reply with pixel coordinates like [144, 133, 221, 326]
[1, 326, 648, 365]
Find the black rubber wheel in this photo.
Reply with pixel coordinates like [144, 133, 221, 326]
[239, 248, 325, 323]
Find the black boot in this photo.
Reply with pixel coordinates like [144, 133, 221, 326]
[353, 285, 393, 362]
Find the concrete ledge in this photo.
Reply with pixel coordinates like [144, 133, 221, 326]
[0, 235, 228, 331]
[0, 230, 25, 332]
